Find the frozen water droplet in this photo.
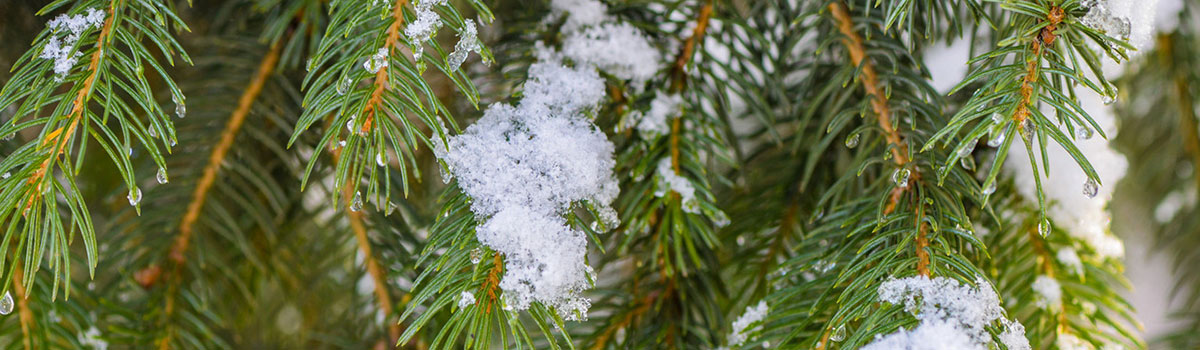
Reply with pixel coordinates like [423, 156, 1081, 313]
[893, 168, 911, 188]
[1082, 178, 1099, 198]
[960, 156, 975, 171]
[1020, 118, 1034, 140]
[956, 138, 977, 158]
[458, 291, 475, 308]
[470, 247, 483, 264]
[337, 77, 352, 96]
[156, 167, 168, 184]
[988, 131, 1006, 147]
[0, 291, 12, 315]
[127, 187, 142, 206]
[350, 191, 363, 212]
[1038, 219, 1051, 237]
[982, 181, 996, 195]
[1102, 94, 1115, 105]
[844, 133, 860, 148]
[376, 152, 387, 167]
[830, 324, 846, 342]
[173, 95, 186, 119]
[712, 210, 730, 228]
[1076, 126, 1094, 140]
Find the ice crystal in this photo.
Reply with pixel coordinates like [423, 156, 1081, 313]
[729, 301, 767, 346]
[40, 8, 106, 81]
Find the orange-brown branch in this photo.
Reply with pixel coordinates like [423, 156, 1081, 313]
[360, 0, 410, 136]
[24, 2, 118, 209]
[345, 185, 403, 342]
[670, 0, 713, 93]
[169, 41, 282, 264]
[480, 253, 504, 314]
[12, 263, 33, 350]
[155, 40, 282, 350]
[1014, 7, 1063, 128]
[828, 1, 909, 167]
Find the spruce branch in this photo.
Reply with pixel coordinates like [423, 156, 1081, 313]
[0, 0, 191, 296]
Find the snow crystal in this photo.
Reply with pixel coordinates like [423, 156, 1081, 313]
[729, 301, 768, 346]
[79, 326, 108, 350]
[1006, 95, 1126, 259]
[867, 275, 1030, 350]
[41, 8, 106, 81]
[448, 20, 482, 71]
[458, 291, 476, 308]
[1000, 320, 1032, 350]
[1057, 247, 1085, 276]
[363, 47, 389, 73]
[550, 0, 609, 31]
[404, 0, 447, 44]
[861, 319, 981, 350]
[561, 22, 661, 86]
[634, 93, 682, 137]
[438, 55, 618, 319]
[1032, 275, 1062, 310]
[655, 158, 700, 213]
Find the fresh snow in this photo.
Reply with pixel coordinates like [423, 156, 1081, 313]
[437, 0, 662, 319]
[41, 8, 106, 81]
[865, 276, 1030, 350]
[729, 301, 768, 346]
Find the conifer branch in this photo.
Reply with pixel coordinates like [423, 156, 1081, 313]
[359, 0, 408, 136]
[345, 183, 403, 342]
[170, 40, 282, 265]
[828, 1, 910, 169]
[155, 39, 282, 350]
[1162, 34, 1200, 191]
[24, 2, 116, 201]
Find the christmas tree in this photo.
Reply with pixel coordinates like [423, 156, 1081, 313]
[0, 0, 1195, 348]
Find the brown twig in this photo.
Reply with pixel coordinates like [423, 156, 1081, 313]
[12, 262, 33, 350]
[344, 179, 403, 343]
[360, 0, 410, 136]
[480, 253, 504, 314]
[155, 38, 283, 350]
[23, 1, 118, 210]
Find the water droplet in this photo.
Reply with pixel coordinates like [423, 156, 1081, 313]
[1, 133, 12, 141]
[1019, 118, 1034, 140]
[156, 167, 168, 184]
[956, 138, 977, 159]
[173, 95, 186, 119]
[440, 165, 453, 184]
[736, 235, 746, 246]
[170, 139, 177, 147]
[337, 77, 352, 95]
[0, 291, 12, 315]
[127, 187, 142, 206]
[844, 133, 860, 148]
[830, 324, 846, 342]
[1, 173, 8, 179]
[470, 247, 483, 264]
[148, 127, 157, 138]
[1038, 218, 1051, 237]
[338, 140, 347, 148]
[960, 156, 976, 171]
[1082, 178, 1099, 198]
[305, 58, 314, 72]
[987, 131, 1006, 147]
[346, 117, 356, 133]
[128, 147, 134, 156]
[991, 112, 1004, 124]
[350, 191, 363, 212]
[1102, 94, 1115, 105]
[376, 152, 387, 167]
[384, 202, 397, 215]
[1076, 126, 1093, 140]
[974, 179, 994, 196]
[712, 210, 730, 228]
[892, 168, 911, 188]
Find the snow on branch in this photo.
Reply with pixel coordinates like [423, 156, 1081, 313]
[435, 0, 660, 319]
[863, 276, 1030, 350]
